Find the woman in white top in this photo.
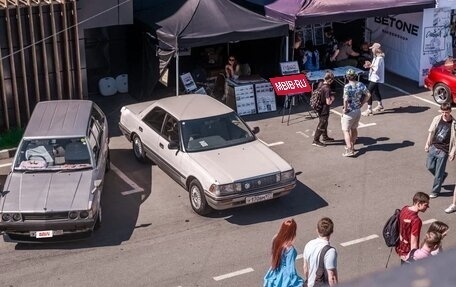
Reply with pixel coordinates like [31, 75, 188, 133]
[362, 42, 385, 116]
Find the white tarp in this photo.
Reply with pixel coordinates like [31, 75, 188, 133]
[366, 14, 424, 82]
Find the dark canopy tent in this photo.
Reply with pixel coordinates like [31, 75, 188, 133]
[232, 0, 436, 27]
[134, 0, 289, 95]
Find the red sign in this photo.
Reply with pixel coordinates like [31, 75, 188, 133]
[269, 74, 311, 96]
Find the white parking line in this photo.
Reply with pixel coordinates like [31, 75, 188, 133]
[340, 234, 379, 247]
[213, 267, 254, 281]
[111, 164, 144, 195]
[296, 131, 309, 138]
[331, 109, 375, 128]
[423, 218, 437, 225]
[258, 139, 284, 146]
[383, 82, 439, 107]
[0, 163, 11, 168]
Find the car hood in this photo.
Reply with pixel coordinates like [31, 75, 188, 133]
[1, 171, 93, 212]
[188, 140, 292, 183]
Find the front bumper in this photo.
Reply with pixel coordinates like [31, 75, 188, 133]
[204, 180, 296, 210]
[0, 218, 96, 237]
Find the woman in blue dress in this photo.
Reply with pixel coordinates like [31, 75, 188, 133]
[264, 219, 304, 287]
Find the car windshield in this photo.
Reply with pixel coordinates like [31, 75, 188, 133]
[14, 137, 93, 171]
[181, 112, 255, 152]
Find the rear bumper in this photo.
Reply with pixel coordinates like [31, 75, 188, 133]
[423, 77, 433, 90]
[205, 180, 296, 210]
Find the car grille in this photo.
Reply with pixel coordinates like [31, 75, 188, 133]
[241, 174, 278, 192]
[22, 212, 68, 221]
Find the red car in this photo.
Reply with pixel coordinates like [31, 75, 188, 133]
[424, 60, 456, 104]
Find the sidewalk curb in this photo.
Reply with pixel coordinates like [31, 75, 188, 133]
[0, 148, 17, 160]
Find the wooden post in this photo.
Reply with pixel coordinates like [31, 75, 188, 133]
[38, 2, 51, 101]
[71, 0, 82, 99]
[60, 0, 72, 99]
[49, 3, 63, 100]
[0, 32, 9, 130]
[28, 4, 41, 104]
[16, 5, 31, 118]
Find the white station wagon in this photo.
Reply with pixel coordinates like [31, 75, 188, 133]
[119, 95, 296, 215]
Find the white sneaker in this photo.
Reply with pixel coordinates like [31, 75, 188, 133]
[362, 109, 372, 116]
[373, 105, 384, 112]
[445, 204, 456, 213]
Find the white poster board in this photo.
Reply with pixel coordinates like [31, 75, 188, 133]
[234, 85, 256, 116]
[419, 8, 452, 86]
[255, 83, 277, 113]
[280, 61, 300, 75]
[180, 72, 197, 92]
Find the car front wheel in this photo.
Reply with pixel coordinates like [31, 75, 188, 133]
[189, 179, 212, 216]
[433, 83, 452, 104]
[132, 134, 146, 162]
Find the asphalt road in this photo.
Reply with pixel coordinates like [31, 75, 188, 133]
[1, 75, 456, 286]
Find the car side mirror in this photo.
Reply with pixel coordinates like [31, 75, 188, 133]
[252, 126, 260, 134]
[94, 179, 102, 188]
[168, 141, 179, 150]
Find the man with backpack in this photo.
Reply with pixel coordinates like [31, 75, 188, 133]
[303, 217, 338, 287]
[395, 192, 430, 264]
[312, 71, 336, 147]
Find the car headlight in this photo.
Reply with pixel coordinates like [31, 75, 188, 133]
[12, 213, 22, 222]
[210, 183, 242, 195]
[80, 210, 89, 219]
[2, 213, 12, 222]
[280, 169, 295, 182]
[68, 211, 78, 220]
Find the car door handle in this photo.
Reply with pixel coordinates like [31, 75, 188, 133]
[139, 126, 143, 132]
[159, 143, 164, 149]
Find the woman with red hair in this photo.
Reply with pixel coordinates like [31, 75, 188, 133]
[264, 219, 304, 287]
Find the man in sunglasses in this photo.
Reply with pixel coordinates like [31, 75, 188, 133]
[425, 103, 456, 198]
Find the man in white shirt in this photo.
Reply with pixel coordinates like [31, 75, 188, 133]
[303, 217, 338, 287]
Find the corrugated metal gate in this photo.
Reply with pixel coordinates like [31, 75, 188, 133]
[0, 0, 83, 132]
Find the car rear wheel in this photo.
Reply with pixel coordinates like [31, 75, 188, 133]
[132, 134, 147, 162]
[189, 179, 212, 216]
[433, 83, 451, 104]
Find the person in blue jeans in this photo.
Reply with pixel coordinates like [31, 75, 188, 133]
[425, 103, 456, 198]
[264, 219, 304, 287]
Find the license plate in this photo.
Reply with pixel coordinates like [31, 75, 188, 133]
[35, 230, 53, 238]
[246, 193, 273, 204]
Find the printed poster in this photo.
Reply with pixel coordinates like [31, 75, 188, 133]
[255, 83, 277, 113]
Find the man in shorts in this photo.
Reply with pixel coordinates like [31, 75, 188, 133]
[341, 69, 371, 157]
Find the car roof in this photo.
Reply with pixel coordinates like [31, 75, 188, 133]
[156, 95, 234, 120]
[23, 100, 94, 138]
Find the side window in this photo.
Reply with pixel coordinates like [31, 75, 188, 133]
[88, 118, 102, 164]
[162, 115, 179, 142]
[143, 107, 167, 133]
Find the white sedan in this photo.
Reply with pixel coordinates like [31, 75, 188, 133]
[119, 95, 296, 215]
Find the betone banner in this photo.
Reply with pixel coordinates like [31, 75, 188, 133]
[366, 13, 423, 82]
[269, 74, 311, 96]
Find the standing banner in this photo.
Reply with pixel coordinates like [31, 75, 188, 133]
[366, 13, 424, 82]
[419, 8, 452, 86]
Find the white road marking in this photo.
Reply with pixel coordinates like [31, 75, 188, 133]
[0, 163, 12, 168]
[296, 131, 309, 138]
[111, 164, 144, 195]
[213, 268, 254, 281]
[423, 219, 437, 225]
[340, 234, 379, 247]
[258, 138, 284, 147]
[358, 123, 377, 129]
[268, 141, 284, 147]
[331, 109, 375, 128]
[383, 83, 439, 107]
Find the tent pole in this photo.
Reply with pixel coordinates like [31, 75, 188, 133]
[285, 36, 289, 61]
[176, 50, 179, 96]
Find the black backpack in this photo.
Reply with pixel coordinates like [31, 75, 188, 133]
[313, 245, 334, 287]
[310, 84, 326, 113]
[383, 208, 401, 247]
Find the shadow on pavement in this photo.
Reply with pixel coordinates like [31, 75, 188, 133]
[355, 139, 414, 157]
[209, 180, 327, 225]
[13, 148, 152, 250]
[379, 105, 430, 114]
